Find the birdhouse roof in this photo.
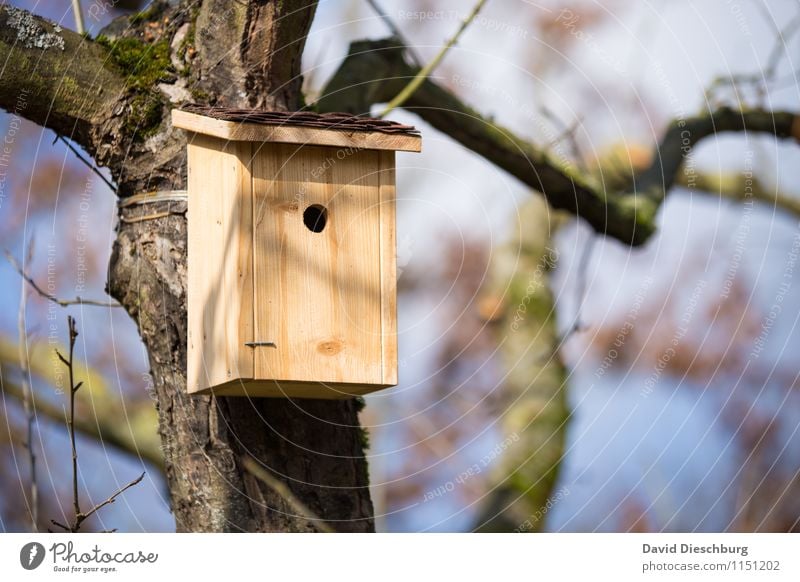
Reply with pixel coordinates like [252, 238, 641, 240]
[172, 105, 421, 152]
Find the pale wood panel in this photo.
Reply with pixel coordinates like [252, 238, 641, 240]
[230, 141, 254, 382]
[379, 150, 398, 386]
[187, 134, 253, 393]
[172, 109, 421, 153]
[252, 143, 385, 385]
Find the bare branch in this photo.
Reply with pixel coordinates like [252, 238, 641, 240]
[379, 0, 488, 117]
[55, 316, 144, 532]
[17, 238, 38, 531]
[541, 106, 586, 171]
[54, 135, 116, 193]
[634, 108, 800, 203]
[364, 0, 422, 66]
[76, 472, 145, 526]
[0, 7, 125, 150]
[320, 38, 800, 246]
[5, 250, 121, 308]
[50, 519, 69, 531]
[64, 317, 81, 522]
[242, 456, 335, 533]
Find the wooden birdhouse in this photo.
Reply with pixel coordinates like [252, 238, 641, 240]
[172, 105, 421, 398]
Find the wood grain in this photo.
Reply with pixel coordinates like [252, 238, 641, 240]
[251, 143, 388, 389]
[185, 131, 404, 397]
[187, 133, 254, 394]
[379, 150, 398, 385]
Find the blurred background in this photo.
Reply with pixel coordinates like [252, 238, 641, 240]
[1, 0, 799, 532]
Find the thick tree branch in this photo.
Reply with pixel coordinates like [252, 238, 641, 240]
[5, 250, 121, 308]
[679, 171, 800, 217]
[319, 39, 800, 246]
[319, 39, 657, 245]
[241, 0, 318, 110]
[0, 7, 125, 149]
[636, 109, 799, 202]
[194, 0, 318, 110]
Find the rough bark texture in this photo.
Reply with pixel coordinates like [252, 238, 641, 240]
[108, 0, 373, 533]
[0, 8, 120, 145]
[191, 0, 316, 110]
[0, 2, 373, 532]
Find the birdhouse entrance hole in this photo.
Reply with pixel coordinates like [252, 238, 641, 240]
[172, 105, 421, 398]
[303, 204, 328, 233]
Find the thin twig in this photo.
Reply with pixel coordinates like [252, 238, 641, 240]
[50, 519, 69, 531]
[76, 473, 145, 526]
[364, 0, 422, 66]
[561, 234, 595, 344]
[242, 456, 335, 533]
[54, 135, 116, 193]
[541, 106, 586, 171]
[57, 317, 82, 522]
[379, 0, 489, 117]
[55, 316, 144, 532]
[4, 250, 121, 308]
[706, 4, 800, 106]
[71, 0, 85, 34]
[17, 238, 38, 532]
[750, 0, 800, 79]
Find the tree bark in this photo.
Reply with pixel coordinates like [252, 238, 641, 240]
[110, 0, 373, 533]
[1, 2, 373, 532]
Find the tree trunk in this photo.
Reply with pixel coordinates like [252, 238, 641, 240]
[2, 0, 374, 532]
[108, 0, 373, 533]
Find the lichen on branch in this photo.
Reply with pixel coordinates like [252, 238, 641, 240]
[4, 5, 65, 50]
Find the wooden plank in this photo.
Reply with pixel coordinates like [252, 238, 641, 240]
[186, 134, 253, 394]
[172, 109, 421, 153]
[252, 143, 385, 386]
[379, 150, 398, 386]
[187, 135, 224, 392]
[228, 140, 254, 383]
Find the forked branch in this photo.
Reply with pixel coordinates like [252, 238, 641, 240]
[5, 251, 121, 308]
[53, 316, 144, 533]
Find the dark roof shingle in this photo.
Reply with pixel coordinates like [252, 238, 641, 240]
[180, 105, 420, 137]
